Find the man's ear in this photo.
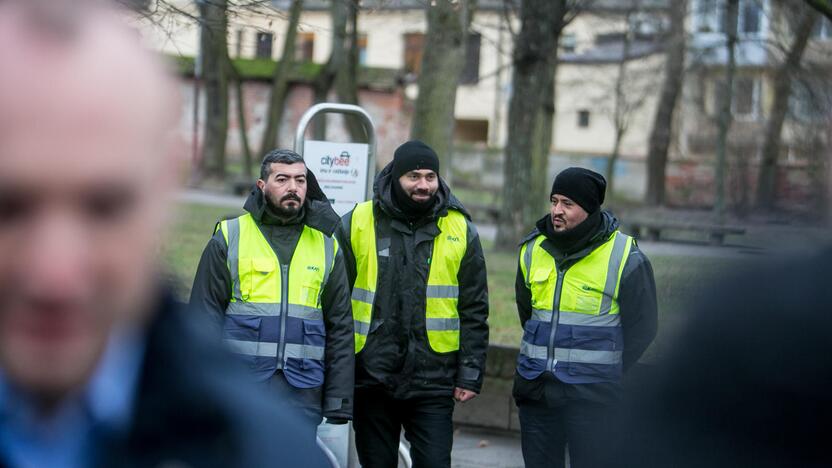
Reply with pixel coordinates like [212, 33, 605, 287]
[256, 179, 265, 191]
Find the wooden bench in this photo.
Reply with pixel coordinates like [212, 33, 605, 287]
[625, 219, 746, 246]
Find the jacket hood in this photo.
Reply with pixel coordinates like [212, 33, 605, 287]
[242, 168, 340, 236]
[372, 160, 471, 221]
[519, 210, 620, 250]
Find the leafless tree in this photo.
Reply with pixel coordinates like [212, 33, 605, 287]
[495, 0, 589, 250]
[756, 1, 819, 210]
[410, 0, 478, 172]
[645, 0, 687, 206]
[312, 0, 364, 141]
[713, 0, 739, 221]
[258, 0, 303, 157]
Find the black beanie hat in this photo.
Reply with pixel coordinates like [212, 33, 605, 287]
[550, 167, 607, 214]
[392, 140, 440, 179]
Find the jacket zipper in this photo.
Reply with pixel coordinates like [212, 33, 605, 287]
[547, 269, 566, 372]
[277, 264, 289, 369]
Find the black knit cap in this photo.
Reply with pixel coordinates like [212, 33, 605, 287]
[392, 140, 440, 179]
[550, 167, 607, 214]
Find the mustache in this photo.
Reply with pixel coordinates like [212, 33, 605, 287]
[411, 188, 431, 196]
[281, 193, 301, 203]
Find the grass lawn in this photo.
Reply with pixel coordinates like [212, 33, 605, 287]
[163, 202, 738, 360]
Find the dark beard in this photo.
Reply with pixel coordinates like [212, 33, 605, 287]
[392, 179, 436, 219]
[265, 192, 302, 218]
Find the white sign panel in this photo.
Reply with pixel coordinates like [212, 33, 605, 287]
[303, 139, 370, 217]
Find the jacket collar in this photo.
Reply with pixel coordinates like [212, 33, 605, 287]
[520, 211, 620, 263]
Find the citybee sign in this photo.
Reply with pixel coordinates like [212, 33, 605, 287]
[321, 151, 352, 168]
[303, 140, 370, 216]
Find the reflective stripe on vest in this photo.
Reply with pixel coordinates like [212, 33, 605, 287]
[349, 201, 468, 353]
[516, 230, 632, 384]
[219, 213, 336, 387]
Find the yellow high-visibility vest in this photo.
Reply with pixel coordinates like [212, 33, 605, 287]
[349, 201, 468, 354]
[517, 230, 632, 383]
[217, 213, 337, 387]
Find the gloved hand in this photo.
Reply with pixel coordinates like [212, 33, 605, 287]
[326, 418, 349, 425]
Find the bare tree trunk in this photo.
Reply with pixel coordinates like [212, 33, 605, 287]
[312, 0, 349, 139]
[336, 0, 366, 142]
[756, 3, 818, 210]
[259, 0, 303, 157]
[198, 0, 229, 178]
[646, 0, 687, 206]
[606, 5, 636, 197]
[410, 0, 477, 171]
[228, 56, 254, 178]
[495, 0, 569, 250]
[714, 0, 738, 221]
[532, 52, 558, 218]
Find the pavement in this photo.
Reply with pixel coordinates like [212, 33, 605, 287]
[451, 426, 524, 468]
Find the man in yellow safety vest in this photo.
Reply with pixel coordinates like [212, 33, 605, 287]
[337, 140, 489, 468]
[190, 150, 355, 439]
[514, 167, 657, 468]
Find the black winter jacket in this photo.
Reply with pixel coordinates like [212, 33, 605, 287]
[188, 171, 355, 421]
[94, 295, 329, 468]
[513, 211, 658, 405]
[336, 162, 489, 399]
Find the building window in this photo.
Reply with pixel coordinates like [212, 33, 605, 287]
[694, 0, 764, 35]
[577, 109, 591, 128]
[733, 77, 760, 118]
[460, 33, 481, 85]
[255, 32, 273, 59]
[560, 33, 577, 54]
[694, 0, 720, 33]
[454, 119, 489, 143]
[715, 76, 760, 119]
[740, 0, 762, 34]
[357, 33, 368, 65]
[403, 32, 425, 75]
[295, 32, 315, 62]
[812, 17, 831, 40]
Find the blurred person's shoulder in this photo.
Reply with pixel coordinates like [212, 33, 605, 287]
[104, 294, 328, 468]
[611, 246, 832, 468]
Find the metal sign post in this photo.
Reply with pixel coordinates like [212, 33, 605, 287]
[295, 103, 376, 468]
[295, 103, 377, 217]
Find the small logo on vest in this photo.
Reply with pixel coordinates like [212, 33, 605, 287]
[446, 235, 460, 242]
[307, 265, 320, 272]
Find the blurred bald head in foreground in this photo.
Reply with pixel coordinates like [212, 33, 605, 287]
[0, 2, 328, 466]
[0, 0, 179, 405]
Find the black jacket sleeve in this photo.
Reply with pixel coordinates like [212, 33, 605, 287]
[335, 210, 357, 288]
[321, 244, 355, 421]
[618, 244, 658, 371]
[455, 221, 489, 393]
[189, 231, 231, 333]
[515, 257, 532, 328]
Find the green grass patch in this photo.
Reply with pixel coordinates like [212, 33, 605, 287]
[161, 203, 243, 298]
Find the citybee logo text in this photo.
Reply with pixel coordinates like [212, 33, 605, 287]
[321, 151, 351, 168]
